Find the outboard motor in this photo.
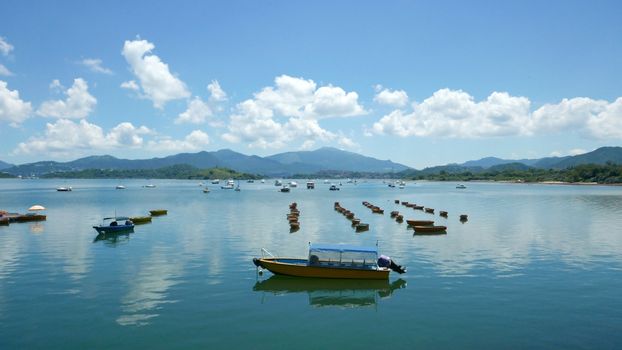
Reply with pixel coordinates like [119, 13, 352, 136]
[378, 255, 407, 274]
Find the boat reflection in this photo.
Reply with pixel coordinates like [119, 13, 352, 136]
[93, 231, 131, 246]
[253, 275, 406, 308]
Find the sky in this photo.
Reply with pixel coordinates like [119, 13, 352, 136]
[0, 0, 621, 169]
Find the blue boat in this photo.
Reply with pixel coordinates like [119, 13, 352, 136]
[93, 216, 134, 234]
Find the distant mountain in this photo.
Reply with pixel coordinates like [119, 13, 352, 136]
[488, 162, 533, 172]
[0, 160, 13, 170]
[546, 147, 622, 169]
[267, 147, 409, 173]
[459, 147, 622, 170]
[4, 147, 411, 177]
[461, 157, 516, 168]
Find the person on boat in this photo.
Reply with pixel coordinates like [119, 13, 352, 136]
[378, 255, 406, 274]
[309, 255, 320, 265]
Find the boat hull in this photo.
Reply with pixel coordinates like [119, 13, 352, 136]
[255, 258, 389, 280]
[129, 216, 152, 224]
[93, 225, 134, 234]
[149, 209, 167, 216]
[406, 220, 434, 226]
[413, 225, 447, 234]
[15, 214, 47, 222]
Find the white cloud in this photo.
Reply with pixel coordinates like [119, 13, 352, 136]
[222, 75, 365, 149]
[37, 78, 97, 119]
[338, 135, 358, 148]
[374, 87, 408, 107]
[373, 89, 531, 138]
[148, 130, 210, 151]
[175, 97, 212, 124]
[568, 148, 587, 156]
[49, 79, 64, 92]
[79, 58, 113, 75]
[121, 38, 190, 108]
[120, 80, 140, 91]
[0, 80, 32, 126]
[13, 119, 152, 156]
[0, 37, 13, 56]
[0, 64, 12, 76]
[208, 80, 227, 102]
[582, 97, 622, 139]
[373, 89, 622, 140]
[531, 97, 607, 132]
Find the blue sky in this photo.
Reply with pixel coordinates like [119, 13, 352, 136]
[1, 0, 621, 168]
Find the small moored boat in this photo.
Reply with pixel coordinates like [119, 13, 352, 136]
[149, 209, 168, 216]
[93, 217, 134, 234]
[406, 219, 434, 226]
[456, 184, 467, 189]
[253, 244, 405, 279]
[329, 185, 340, 191]
[56, 186, 72, 192]
[116, 185, 126, 190]
[129, 216, 152, 224]
[413, 225, 447, 234]
[355, 223, 370, 232]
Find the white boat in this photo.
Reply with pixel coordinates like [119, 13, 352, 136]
[56, 186, 72, 192]
[261, 179, 266, 183]
[116, 185, 126, 190]
[221, 180, 235, 190]
[275, 180, 283, 186]
[289, 181, 298, 188]
[306, 181, 315, 189]
[211, 179, 220, 184]
[456, 184, 467, 189]
[203, 187, 210, 193]
[144, 184, 156, 188]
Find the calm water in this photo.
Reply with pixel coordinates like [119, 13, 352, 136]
[1, 179, 621, 349]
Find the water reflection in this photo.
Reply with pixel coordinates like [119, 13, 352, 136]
[116, 249, 183, 327]
[29, 223, 44, 234]
[93, 232, 131, 246]
[253, 276, 407, 308]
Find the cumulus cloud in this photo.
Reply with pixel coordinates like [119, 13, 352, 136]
[0, 37, 13, 56]
[120, 80, 140, 91]
[175, 97, 213, 124]
[373, 89, 622, 140]
[208, 80, 227, 102]
[148, 130, 210, 151]
[374, 86, 408, 107]
[0, 80, 32, 126]
[13, 119, 152, 156]
[79, 58, 113, 74]
[37, 78, 97, 119]
[373, 89, 531, 138]
[121, 38, 190, 108]
[0, 64, 12, 76]
[222, 75, 365, 149]
[586, 97, 622, 139]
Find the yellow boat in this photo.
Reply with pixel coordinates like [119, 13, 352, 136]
[149, 209, 167, 216]
[253, 244, 406, 280]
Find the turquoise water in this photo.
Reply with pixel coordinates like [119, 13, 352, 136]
[1, 179, 621, 349]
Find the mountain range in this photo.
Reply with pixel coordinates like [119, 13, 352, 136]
[2, 146, 621, 177]
[457, 147, 622, 170]
[1, 147, 409, 177]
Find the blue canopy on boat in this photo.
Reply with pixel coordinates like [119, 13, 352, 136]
[309, 243, 378, 254]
